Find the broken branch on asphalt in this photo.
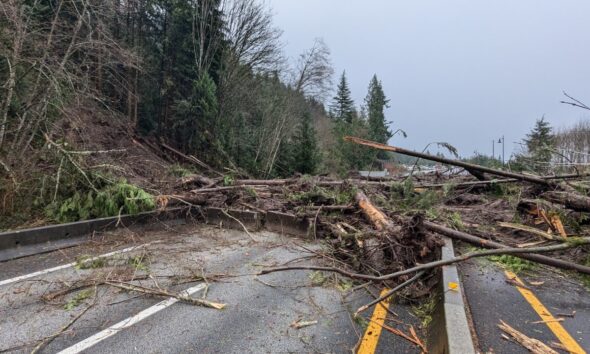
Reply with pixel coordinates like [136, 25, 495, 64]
[106, 281, 226, 310]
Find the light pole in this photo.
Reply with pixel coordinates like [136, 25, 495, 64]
[492, 140, 495, 160]
[497, 136, 505, 165]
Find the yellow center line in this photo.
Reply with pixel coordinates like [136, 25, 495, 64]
[505, 270, 586, 354]
[357, 288, 391, 354]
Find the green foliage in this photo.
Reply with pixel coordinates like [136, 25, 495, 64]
[169, 164, 193, 177]
[47, 181, 155, 223]
[173, 73, 219, 153]
[489, 255, 536, 273]
[74, 255, 106, 270]
[389, 179, 440, 211]
[127, 254, 150, 272]
[223, 175, 235, 186]
[64, 289, 94, 310]
[289, 185, 354, 205]
[513, 117, 555, 173]
[464, 153, 503, 169]
[308, 271, 327, 286]
[330, 71, 355, 123]
[447, 212, 465, 231]
[291, 111, 320, 174]
[412, 294, 437, 328]
[333, 118, 375, 172]
[365, 75, 392, 146]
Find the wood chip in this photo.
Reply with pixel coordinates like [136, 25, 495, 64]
[531, 318, 564, 324]
[290, 319, 318, 329]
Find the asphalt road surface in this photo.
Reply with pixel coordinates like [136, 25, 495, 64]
[460, 256, 589, 353]
[0, 221, 421, 353]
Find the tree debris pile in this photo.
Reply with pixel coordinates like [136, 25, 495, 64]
[151, 137, 590, 306]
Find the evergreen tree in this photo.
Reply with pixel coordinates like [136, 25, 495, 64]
[333, 118, 374, 172]
[330, 71, 355, 123]
[365, 75, 392, 144]
[524, 117, 554, 169]
[292, 111, 320, 174]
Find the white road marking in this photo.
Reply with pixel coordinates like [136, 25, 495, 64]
[0, 243, 155, 287]
[56, 283, 206, 354]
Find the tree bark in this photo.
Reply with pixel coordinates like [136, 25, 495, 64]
[541, 191, 590, 212]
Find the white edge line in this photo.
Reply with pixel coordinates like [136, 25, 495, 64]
[0, 243, 154, 287]
[56, 283, 206, 354]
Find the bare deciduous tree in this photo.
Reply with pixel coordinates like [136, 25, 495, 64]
[222, 0, 284, 74]
[292, 38, 333, 101]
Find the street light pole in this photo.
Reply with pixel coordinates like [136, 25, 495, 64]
[502, 135, 505, 165]
[497, 136, 505, 165]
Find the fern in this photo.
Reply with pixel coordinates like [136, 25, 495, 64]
[47, 180, 155, 222]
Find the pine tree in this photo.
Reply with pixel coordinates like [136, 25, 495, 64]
[292, 111, 320, 174]
[524, 117, 554, 170]
[365, 75, 392, 144]
[330, 71, 355, 123]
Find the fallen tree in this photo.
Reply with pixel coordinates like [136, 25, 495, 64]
[421, 220, 590, 274]
[344, 136, 590, 212]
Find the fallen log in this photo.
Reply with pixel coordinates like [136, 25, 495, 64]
[259, 238, 590, 280]
[161, 142, 223, 177]
[234, 178, 296, 186]
[190, 185, 269, 193]
[541, 191, 590, 212]
[354, 191, 393, 231]
[175, 174, 217, 188]
[418, 173, 590, 189]
[344, 136, 552, 186]
[422, 221, 590, 274]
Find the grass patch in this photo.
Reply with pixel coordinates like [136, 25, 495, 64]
[412, 294, 437, 328]
[489, 255, 536, 273]
[64, 289, 93, 310]
[127, 254, 150, 272]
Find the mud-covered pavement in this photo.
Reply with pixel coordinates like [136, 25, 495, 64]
[0, 221, 421, 353]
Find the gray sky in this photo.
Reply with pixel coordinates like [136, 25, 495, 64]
[268, 0, 590, 158]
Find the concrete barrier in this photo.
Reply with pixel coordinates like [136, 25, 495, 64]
[0, 208, 190, 262]
[428, 236, 476, 354]
[202, 207, 261, 230]
[264, 211, 312, 237]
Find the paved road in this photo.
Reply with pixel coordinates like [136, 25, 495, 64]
[0, 222, 421, 353]
[460, 256, 589, 353]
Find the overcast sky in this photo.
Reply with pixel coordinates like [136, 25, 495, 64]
[268, 0, 590, 159]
